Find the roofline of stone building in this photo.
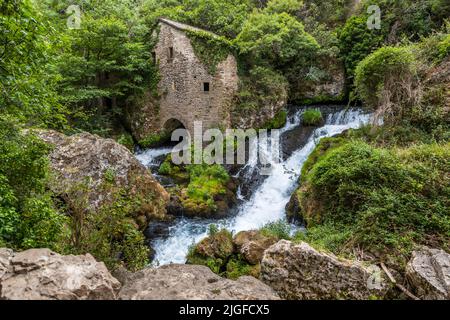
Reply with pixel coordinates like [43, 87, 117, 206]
[158, 18, 220, 38]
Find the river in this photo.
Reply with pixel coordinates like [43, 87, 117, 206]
[136, 106, 371, 266]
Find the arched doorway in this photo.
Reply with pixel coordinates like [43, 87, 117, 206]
[163, 118, 186, 133]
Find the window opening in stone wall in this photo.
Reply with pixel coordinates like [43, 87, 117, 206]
[168, 47, 174, 61]
[203, 82, 210, 92]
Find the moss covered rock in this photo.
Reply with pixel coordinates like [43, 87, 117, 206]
[36, 130, 170, 229]
[159, 157, 237, 218]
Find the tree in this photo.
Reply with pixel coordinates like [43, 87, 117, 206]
[235, 12, 319, 68]
[0, 0, 66, 128]
[50, 0, 156, 135]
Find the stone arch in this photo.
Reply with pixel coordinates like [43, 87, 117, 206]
[162, 118, 187, 133]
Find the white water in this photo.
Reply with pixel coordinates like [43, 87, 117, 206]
[136, 147, 173, 169]
[137, 108, 371, 266]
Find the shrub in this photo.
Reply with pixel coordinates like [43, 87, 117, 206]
[338, 15, 385, 80]
[302, 109, 324, 126]
[262, 110, 288, 129]
[296, 139, 450, 264]
[225, 255, 259, 279]
[117, 133, 135, 151]
[260, 220, 292, 240]
[355, 46, 418, 121]
[139, 131, 172, 149]
[0, 120, 69, 251]
[68, 186, 150, 272]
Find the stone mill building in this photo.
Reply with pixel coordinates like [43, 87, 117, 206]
[126, 18, 239, 142]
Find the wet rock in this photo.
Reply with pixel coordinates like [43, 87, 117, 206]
[0, 249, 121, 300]
[36, 130, 169, 229]
[167, 195, 184, 216]
[118, 264, 280, 300]
[233, 231, 278, 265]
[406, 247, 450, 300]
[261, 240, 390, 300]
[144, 221, 172, 241]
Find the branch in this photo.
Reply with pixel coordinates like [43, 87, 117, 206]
[380, 262, 420, 301]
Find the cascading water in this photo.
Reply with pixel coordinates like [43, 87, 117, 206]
[137, 107, 372, 266]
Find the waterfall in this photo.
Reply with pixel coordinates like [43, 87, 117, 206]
[138, 107, 371, 266]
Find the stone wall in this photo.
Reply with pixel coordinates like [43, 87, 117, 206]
[156, 21, 239, 134]
[127, 20, 239, 142]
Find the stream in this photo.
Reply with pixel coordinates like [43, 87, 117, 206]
[136, 106, 372, 265]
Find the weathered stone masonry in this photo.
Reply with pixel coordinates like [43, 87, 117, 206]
[127, 18, 239, 141]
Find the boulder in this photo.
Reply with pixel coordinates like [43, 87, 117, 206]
[0, 249, 121, 300]
[118, 264, 280, 300]
[189, 230, 234, 262]
[36, 130, 169, 229]
[0, 248, 13, 281]
[261, 240, 390, 300]
[406, 247, 450, 300]
[290, 57, 345, 104]
[233, 231, 278, 265]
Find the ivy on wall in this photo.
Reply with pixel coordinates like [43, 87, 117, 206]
[186, 29, 235, 75]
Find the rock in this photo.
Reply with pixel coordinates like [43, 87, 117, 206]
[118, 264, 280, 300]
[406, 247, 450, 300]
[0, 249, 121, 300]
[36, 130, 169, 229]
[233, 231, 277, 265]
[261, 240, 390, 300]
[188, 230, 234, 262]
[285, 190, 302, 223]
[0, 248, 13, 282]
[290, 57, 345, 104]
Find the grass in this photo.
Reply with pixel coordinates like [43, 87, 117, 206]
[302, 109, 323, 126]
[262, 110, 287, 130]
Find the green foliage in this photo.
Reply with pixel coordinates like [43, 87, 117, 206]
[48, 0, 157, 136]
[208, 224, 219, 236]
[236, 11, 319, 68]
[262, 110, 287, 129]
[293, 223, 352, 254]
[186, 229, 233, 273]
[302, 109, 323, 126]
[0, 119, 68, 251]
[355, 46, 416, 111]
[234, 66, 288, 116]
[139, 131, 172, 148]
[225, 255, 259, 279]
[437, 33, 450, 60]
[117, 132, 135, 151]
[186, 164, 230, 210]
[0, 0, 67, 128]
[187, 30, 234, 74]
[337, 15, 385, 80]
[265, 0, 304, 14]
[70, 188, 150, 271]
[297, 139, 450, 264]
[142, 0, 252, 38]
[260, 220, 292, 240]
